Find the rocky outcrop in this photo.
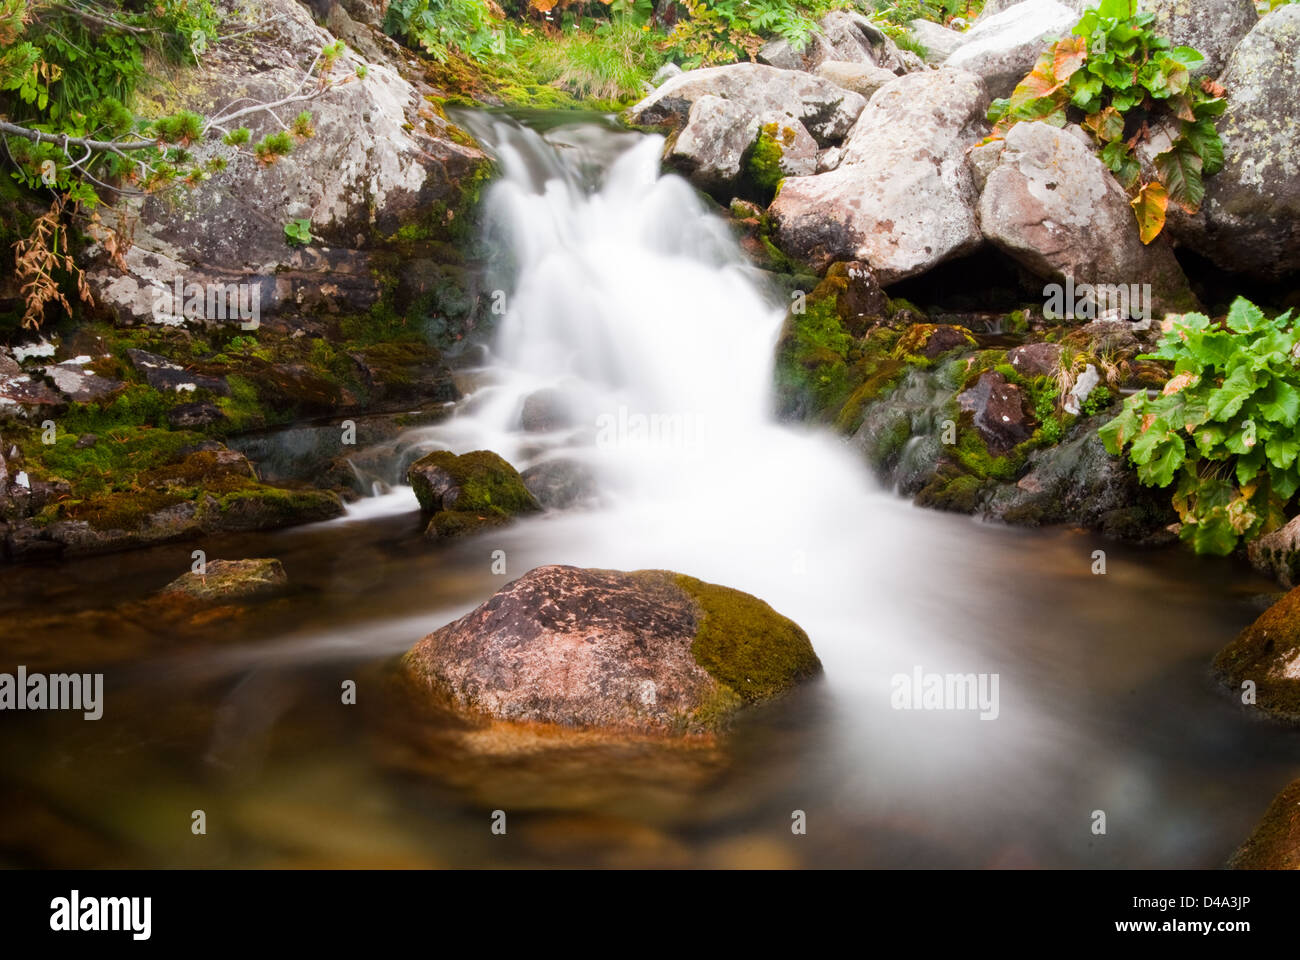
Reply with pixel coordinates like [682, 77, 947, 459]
[84, 0, 489, 329]
[758, 9, 921, 75]
[407, 449, 540, 539]
[1170, 7, 1300, 282]
[626, 62, 867, 147]
[1136, 0, 1258, 78]
[977, 121, 1197, 316]
[1213, 586, 1300, 723]
[768, 70, 989, 280]
[909, 18, 970, 64]
[957, 371, 1031, 454]
[814, 60, 903, 100]
[1229, 778, 1300, 869]
[521, 458, 598, 510]
[160, 557, 288, 602]
[666, 97, 817, 197]
[945, 0, 1081, 99]
[401, 564, 821, 735]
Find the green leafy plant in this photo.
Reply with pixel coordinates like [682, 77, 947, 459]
[666, 0, 838, 68]
[383, 0, 511, 62]
[284, 218, 314, 246]
[254, 130, 295, 164]
[986, 0, 1226, 243]
[1099, 298, 1300, 555]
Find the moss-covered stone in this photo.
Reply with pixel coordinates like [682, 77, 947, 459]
[1228, 778, 1300, 869]
[408, 449, 541, 516]
[159, 558, 288, 602]
[1213, 586, 1300, 723]
[673, 572, 823, 705]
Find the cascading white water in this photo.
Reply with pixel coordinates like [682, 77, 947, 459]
[347, 113, 1083, 813]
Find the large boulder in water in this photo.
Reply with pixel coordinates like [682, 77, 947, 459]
[625, 62, 867, 147]
[977, 121, 1197, 316]
[1229, 778, 1300, 869]
[402, 565, 822, 735]
[1213, 586, 1300, 723]
[1170, 7, 1300, 282]
[1136, 0, 1258, 78]
[768, 70, 989, 280]
[945, 0, 1081, 99]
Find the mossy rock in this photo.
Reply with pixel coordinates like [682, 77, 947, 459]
[673, 572, 822, 705]
[1213, 587, 1300, 723]
[159, 558, 288, 603]
[402, 565, 821, 736]
[407, 449, 541, 517]
[425, 509, 514, 540]
[1228, 778, 1300, 869]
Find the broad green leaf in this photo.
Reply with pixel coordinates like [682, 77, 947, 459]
[1206, 366, 1256, 421]
[1145, 434, 1186, 487]
[1155, 143, 1205, 213]
[1181, 120, 1224, 177]
[1267, 435, 1300, 470]
[1257, 380, 1300, 427]
[1226, 296, 1266, 334]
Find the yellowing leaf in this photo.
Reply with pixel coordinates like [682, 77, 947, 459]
[1052, 36, 1088, 83]
[1131, 181, 1168, 245]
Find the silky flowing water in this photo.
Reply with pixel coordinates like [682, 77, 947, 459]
[1, 112, 1296, 869]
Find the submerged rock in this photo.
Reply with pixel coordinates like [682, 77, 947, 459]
[402, 565, 822, 735]
[521, 458, 598, 510]
[1229, 778, 1300, 869]
[160, 558, 288, 602]
[1213, 586, 1300, 723]
[407, 449, 540, 539]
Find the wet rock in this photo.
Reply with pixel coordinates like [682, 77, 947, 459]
[159, 558, 288, 602]
[946, 0, 1081, 99]
[521, 458, 598, 510]
[958, 371, 1031, 453]
[1213, 585, 1300, 723]
[125, 349, 229, 395]
[829, 261, 890, 336]
[1249, 516, 1300, 588]
[1229, 778, 1300, 869]
[1137, 0, 1258, 78]
[0, 351, 63, 418]
[1171, 7, 1300, 281]
[898, 324, 978, 359]
[168, 402, 227, 430]
[519, 388, 578, 433]
[1007, 341, 1062, 377]
[401, 564, 822, 735]
[41, 360, 122, 402]
[627, 62, 867, 147]
[909, 19, 970, 64]
[983, 413, 1167, 537]
[408, 449, 540, 539]
[813, 60, 903, 100]
[769, 70, 988, 279]
[978, 121, 1197, 316]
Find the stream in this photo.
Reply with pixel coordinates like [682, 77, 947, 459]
[1, 111, 1296, 869]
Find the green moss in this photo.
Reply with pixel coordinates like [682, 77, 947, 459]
[216, 373, 271, 433]
[208, 486, 343, 530]
[916, 470, 987, 513]
[742, 123, 788, 202]
[674, 573, 822, 705]
[408, 449, 540, 516]
[426, 509, 513, 539]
